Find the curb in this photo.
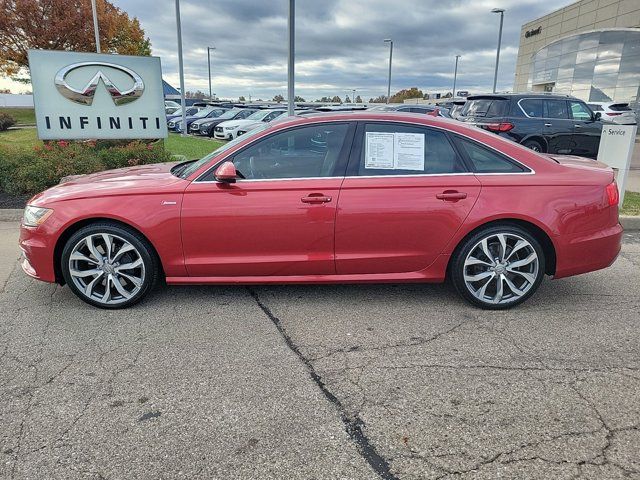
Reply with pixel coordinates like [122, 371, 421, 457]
[621, 215, 640, 231]
[1, 208, 639, 230]
[0, 209, 23, 221]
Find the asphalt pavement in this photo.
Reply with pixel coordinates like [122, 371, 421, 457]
[1, 222, 639, 479]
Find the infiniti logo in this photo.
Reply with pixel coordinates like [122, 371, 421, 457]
[54, 61, 144, 106]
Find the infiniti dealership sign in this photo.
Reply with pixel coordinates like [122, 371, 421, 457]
[29, 50, 167, 140]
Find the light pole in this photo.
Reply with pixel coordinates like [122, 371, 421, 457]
[452, 55, 460, 98]
[91, 0, 101, 53]
[384, 38, 393, 103]
[175, 0, 187, 137]
[491, 8, 505, 94]
[352, 89, 356, 103]
[207, 47, 215, 101]
[287, 0, 295, 116]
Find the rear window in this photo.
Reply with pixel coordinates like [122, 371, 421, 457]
[588, 104, 604, 111]
[519, 99, 543, 118]
[610, 103, 632, 112]
[462, 98, 508, 118]
[454, 136, 528, 173]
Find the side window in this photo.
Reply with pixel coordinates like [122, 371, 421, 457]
[569, 101, 593, 120]
[544, 100, 568, 119]
[357, 123, 466, 176]
[410, 107, 428, 114]
[238, 110, 252, 119]
[455, 137, 527, 173]
[232, 123, 350, 180]
[519, 99, 543, 118]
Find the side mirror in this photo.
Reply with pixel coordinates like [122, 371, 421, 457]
[214, 161, 237, 183]
[594, 112, 601, 121]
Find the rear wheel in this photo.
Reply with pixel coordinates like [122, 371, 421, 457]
[451, 225, 545, 309]
[61, 223, 159, 309]
[522, 139, 544, 152]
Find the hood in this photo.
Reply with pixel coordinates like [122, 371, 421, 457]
[29, 162, 186, 206]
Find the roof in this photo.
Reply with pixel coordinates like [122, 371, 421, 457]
[162, 80, 181, 97]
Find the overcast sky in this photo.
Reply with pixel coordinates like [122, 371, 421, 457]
[4, 0, 576, 99]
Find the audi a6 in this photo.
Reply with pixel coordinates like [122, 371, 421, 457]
[19, 113, 622, 309]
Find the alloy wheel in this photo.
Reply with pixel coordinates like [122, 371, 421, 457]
[68, 233, 146, 305]
[463, 233, 539, 305]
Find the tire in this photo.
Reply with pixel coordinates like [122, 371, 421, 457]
[522, 139, 544, 153]
[61, 222, 159, 309]
[451, 224, 545, 310]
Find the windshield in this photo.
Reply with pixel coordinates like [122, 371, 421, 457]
[193, 106, 216, 118]
[217, 109, 241, 120]
[246, 110, 270, 121]
[172, 123, 271, 179]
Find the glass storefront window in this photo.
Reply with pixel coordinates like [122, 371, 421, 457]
[576, 47, 598, 64]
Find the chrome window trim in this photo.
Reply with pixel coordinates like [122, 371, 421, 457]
[194, 117, 535, 183]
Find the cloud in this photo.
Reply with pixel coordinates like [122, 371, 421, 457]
[111, 0, 575, 100]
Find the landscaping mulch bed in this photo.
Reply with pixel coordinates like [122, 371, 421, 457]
[0, 191, 29, 209]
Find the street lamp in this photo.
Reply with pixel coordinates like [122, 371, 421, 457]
[491, 8, 505, 94]
[384, 38, 393, 103]
[352, 89, 356, 103]
[175, 0, 187, 137]
[452, 55, 460, 98]
[287, 0, 295, 116]
[207, 46, 215, 101]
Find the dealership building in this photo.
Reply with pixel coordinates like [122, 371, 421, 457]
[514, 0, 640, 111]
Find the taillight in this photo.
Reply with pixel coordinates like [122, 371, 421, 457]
[484, 122, 514, 132]
[605, 182, 619, 206]
[606, 112, 622, 116]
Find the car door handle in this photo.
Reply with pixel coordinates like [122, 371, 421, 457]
[436, 191, 467, 201]
[574, 124, 582, 128]
[301, 194, 332, 204]
[544, 123, 552, 127]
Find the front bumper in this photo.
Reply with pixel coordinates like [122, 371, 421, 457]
[554, 223, 623, 279]
[214, 130, 231, 140]
[19, 223, 57, 283]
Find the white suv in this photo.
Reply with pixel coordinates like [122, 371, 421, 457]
[587, 102, 637, 125]
[214, 109, 286, 140]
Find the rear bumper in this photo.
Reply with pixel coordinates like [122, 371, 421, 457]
[554, 223, 623, 279]
[19, 224, 57, 283]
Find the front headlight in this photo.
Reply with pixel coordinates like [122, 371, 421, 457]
[23, 206, 53, 227]
[225, 125, 238, 130]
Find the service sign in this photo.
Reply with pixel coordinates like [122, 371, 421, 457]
[28, 50, 168, 140]
[597, 124, 637, 205]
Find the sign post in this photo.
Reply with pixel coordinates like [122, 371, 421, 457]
[28, 50, 167, 140]
[597, 124, 637, 205]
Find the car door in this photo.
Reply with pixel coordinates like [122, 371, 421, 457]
[181, 122, 354, 277]
[542, 99, 574, 154]
[569, 100, 602, 157]
[334, 122, 481, 275]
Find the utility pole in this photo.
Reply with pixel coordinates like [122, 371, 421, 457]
[175, 0, 187, 136]
[384, 39, 393, 103]
[492, 8, 505, 94]
[452, 55, 460, 98]
[91, 0, 101, 53]
[287, 0, 295, 116]
[207, 47, 215, 100]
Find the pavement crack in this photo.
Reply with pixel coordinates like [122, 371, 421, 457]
[247, 287, 400, 480]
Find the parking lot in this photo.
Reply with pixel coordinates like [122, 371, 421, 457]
[1, 224, 639, 480]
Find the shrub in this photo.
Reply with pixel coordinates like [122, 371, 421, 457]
[0, 113, 16, 131]
[0, 140, 173, 196]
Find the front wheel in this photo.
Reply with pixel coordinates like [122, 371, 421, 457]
[61, 223, 159, 309]
[451, 225, 545, 309]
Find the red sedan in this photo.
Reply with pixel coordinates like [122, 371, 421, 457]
[19, 112, 622, 309]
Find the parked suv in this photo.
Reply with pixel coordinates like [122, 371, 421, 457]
[460, 93, 603, 157]
[587, 102, 637, 125]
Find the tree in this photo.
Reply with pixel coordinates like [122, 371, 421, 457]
[273, 94, 285, 102]
[330, 95, 342, 104]
[315, 96, 332, 103]
[355, 95, 363, 103]
[444, 92, 453, 98]
[238, 96, 246, 102]
[294, 95, 306, 102]
[0, 0, 151, 81]
[369, 95, 387, 103]
[344, 95, 351, 103]
[389, 88, 424, 104]
[185, 90, 206, 99]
